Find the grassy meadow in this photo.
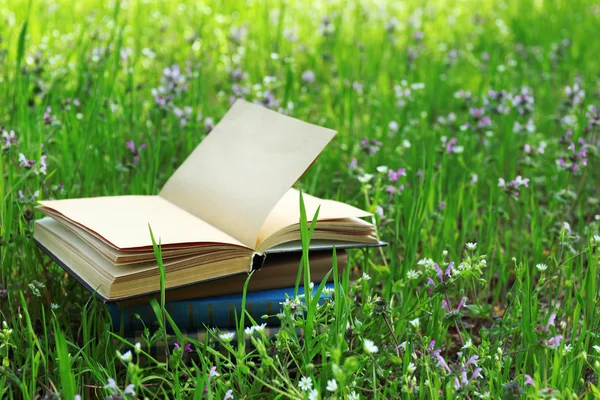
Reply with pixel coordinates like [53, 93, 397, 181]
[1, 0, 600, 398]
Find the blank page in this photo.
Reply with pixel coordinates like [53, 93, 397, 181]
[159, 99, 336, 248]
[38, 196, 247, 249]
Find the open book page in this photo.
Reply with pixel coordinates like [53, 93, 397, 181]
[159, 99, 337, 248]
[38, 196, 248, 250]
[255, 188, 373, 249]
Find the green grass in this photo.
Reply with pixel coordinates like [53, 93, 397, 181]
[1, 0, 600, 398]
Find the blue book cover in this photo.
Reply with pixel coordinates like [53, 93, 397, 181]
[108, 283, 334, 332]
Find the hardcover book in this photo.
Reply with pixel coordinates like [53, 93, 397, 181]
[109, 283, 334, 332]
[34, 99, 381, 302]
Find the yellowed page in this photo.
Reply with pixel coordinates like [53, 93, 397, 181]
[35, 218, 251, 301]
[38, 196, 248, 250]
[159, 99, 337, 248]
[256, 188, 373, 248]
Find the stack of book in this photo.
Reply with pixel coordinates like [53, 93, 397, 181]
[33, 99, 383, 336]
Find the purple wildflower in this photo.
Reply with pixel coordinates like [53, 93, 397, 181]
[464, 355, 479, 367]
[469, 107, 485, 119]
[208, 366, 220, 380]
[385, 186, 396, 198]
[352, 82, 364, 94]
[204, 117, 215, 132]
[173, 342, 180, 350]
[513, 118, 535, 133]
[477, 116, 492, 128]
[457, 297, 467, 311]
[43, 107, 56, 125]
[1, 129, 17, 149]
[319, 16, 335, 36]
[426, 277, 437, 288]
[498, 175, 530, 197]
[301, 70, 315, 84]
[441, 136, 463, 154]
[546, 314, 556, 330]
[255, 90, 279, 109]
[544, 334, 563, 349]
[585, 105, 599, 129]
[431, 349, 451, 372]
[229, 67, 247, 82]
[347, 157, 357, 170]
[38, 155, 48, 175]
[442, 299, 449, 312]
[231, 85, 250, 101]
[564, 82, 585, 106]
[152, 64, 187, 107]
[524, 374, 535, 387]
[388, 168, 406, 183]
[172, 106, 193, 127]
[18, 153, 36, 169]
[125, 140, 147, 166]
[511, 86, 535, 115]
[229, 26, 248, 44]
[184, 343, 193, 353]
[558, 138, 588, 172]
[360, 137, 382, 155]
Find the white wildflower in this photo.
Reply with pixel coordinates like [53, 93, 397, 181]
[104, 378, 118, 391]
[466, 242, 477, 251]
[406, 269, 421, 280]
[123, 384, 135, 396]
[117, 350, 132, 363]
[348, 391, 359, 400]
[536, 263, 548, 272]
[219, 332, 235, 342]
[417, 258, 436, 270]
[409, 318, 420, 330]
[357, 173, 374, 183]
[326, 379, 338, 392]
[308, 389, 319, 400]
[407, 362, 417, 373]
[363, 339, 379, 354]
[298, 376, 313, 391]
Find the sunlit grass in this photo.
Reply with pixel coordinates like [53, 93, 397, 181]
[1, 0, 599, 398]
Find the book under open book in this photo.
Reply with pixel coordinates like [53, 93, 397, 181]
[34, 99, 383, 302]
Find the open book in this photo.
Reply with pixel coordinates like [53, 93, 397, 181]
[34, 99, 381, 301]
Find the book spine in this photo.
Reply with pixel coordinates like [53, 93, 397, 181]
[108, 299, 274, 332]
[108, 284, 333, 333]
